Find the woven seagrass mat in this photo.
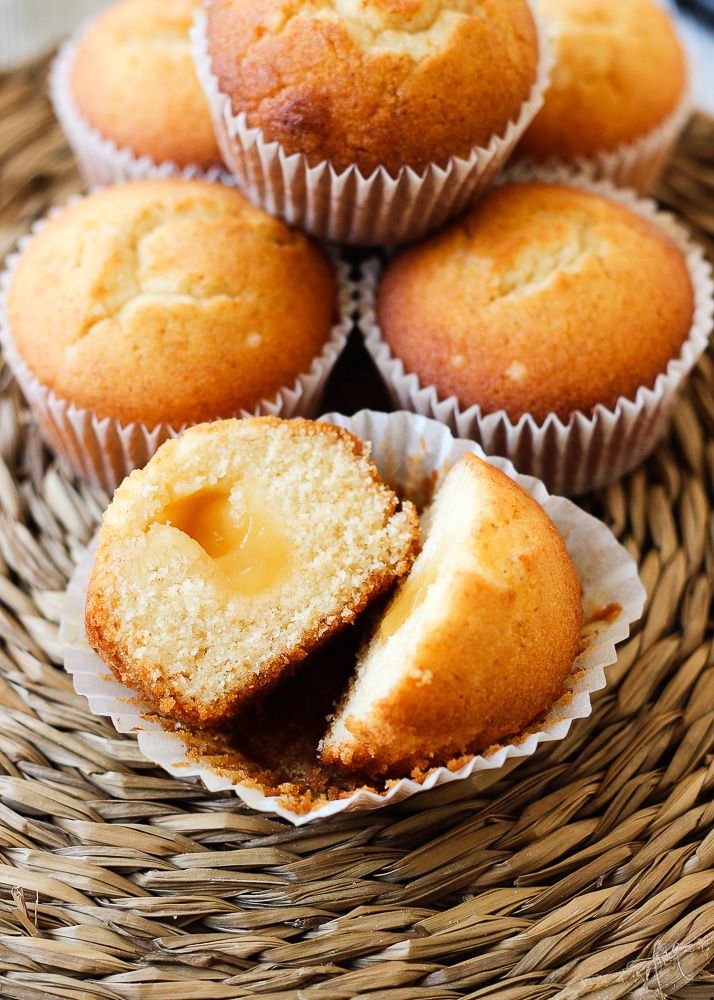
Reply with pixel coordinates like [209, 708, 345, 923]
[3, 52, 714, 1000]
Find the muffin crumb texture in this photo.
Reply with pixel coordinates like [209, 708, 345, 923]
[7, 179, 337, 427]
[85, 417, 419, 728]
[377, 182, 694, 423]
[206, 0, 539, 175]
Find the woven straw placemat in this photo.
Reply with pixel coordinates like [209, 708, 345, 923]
[2, 54, 714, 999]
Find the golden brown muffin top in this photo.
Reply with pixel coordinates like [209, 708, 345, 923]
[377, 182, 694, 424]
[517, 0, 686, 160]
[72, 0, 222, 170]
[8, 179, 337, 428]
[206, 0, 539, 176]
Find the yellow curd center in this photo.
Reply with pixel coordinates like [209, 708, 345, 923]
[378, 564, 438, 641]
[159, 487, 288, 594]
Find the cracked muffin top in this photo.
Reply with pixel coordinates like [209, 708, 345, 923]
[72, 0, 222, 170]
[204, 0, 540, 177]
[7, 179, 337, 427]
[377, 182, 694, 423]
[517, 0, 686, 161]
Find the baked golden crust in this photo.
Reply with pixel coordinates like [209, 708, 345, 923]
[8, 179, 337, 428]
[205, 0, 539, 177]
[321, 452, 583, 775]
[377, 182, 694, 424]
[517, 0, 686, 160]
[85, 417, 419, 729]
[72, 0, 222, 170]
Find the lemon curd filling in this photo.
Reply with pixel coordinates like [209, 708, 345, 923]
[158, 487, 289, 594]
[378, 564, 438, 641]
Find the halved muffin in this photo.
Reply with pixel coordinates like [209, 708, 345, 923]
[321, 452, 582, 775]
[85, 417, 419, 727]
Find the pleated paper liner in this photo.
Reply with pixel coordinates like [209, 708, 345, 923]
[61, 409, 645, 824]
[190, 5, 553, 245]
[360, 166, 714, 497]
[50, 19, 233, 187]
[515, 83, 692, 197]
[0, 197, 354, 495]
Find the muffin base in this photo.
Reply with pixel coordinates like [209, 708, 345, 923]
[61, 409, 645, 823]
[360, 167, 713, 496]
[50, 24, 232, 187]
[516, 91, 692, 196]
[190, 7, 553, 245]
[0, 200, 354, 494]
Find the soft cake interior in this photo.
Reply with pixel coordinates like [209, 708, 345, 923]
[85, 418, 418, 727]
[322, 457, 468, 758]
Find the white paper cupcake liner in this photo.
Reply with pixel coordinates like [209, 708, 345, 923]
[516, 84, 691, 196]
[360, 167, 714, 496]
[50, 21, 233, 188]
[190, 6, 553, 245]
[0, 198, 354, 495]
[60, 408, 645, 825]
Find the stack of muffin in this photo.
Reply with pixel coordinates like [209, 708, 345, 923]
[0, 0, 710, 781]
[0, 0, 707, 496]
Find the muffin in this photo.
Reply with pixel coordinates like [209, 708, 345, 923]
[206, 0, 538, 177]
[53, 0, 223, 183]
[359, 174, 714, 496]
[65, 408, 646, 818]
[377, 182, 694, 425]
[321, 451, 582, 775]
[194, 0, 549, 243]
[2, 178, 345, 490]
[516, 0, 688, 192]
[85, 417, 419, 728]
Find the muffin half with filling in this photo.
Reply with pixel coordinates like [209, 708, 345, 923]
[85, 417, 419, 727]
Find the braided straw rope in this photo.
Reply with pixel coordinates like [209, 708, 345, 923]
[1, 54, 714, 999]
